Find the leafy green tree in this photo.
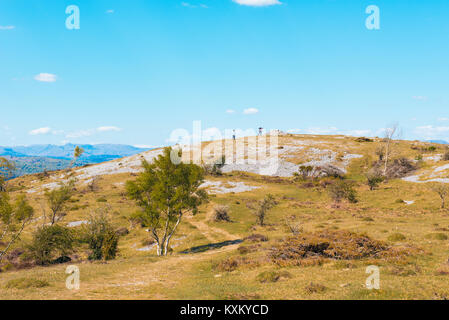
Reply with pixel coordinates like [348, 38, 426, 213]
[126, 147, 206, 256]
[0, 194, 34, 262]
[0, 157, 15, 192]
[70, 146, 85, 168]
[44, 180, 75, 225]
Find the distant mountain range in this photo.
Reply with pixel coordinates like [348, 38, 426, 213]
[428, 140, 449, 145]
[0, 144, 151, 178]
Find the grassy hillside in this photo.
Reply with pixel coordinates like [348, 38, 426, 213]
[1, 134, 449, 300]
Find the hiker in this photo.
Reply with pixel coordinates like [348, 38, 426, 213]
[232, 130, 236, 141]
[258, 127, 263, 136]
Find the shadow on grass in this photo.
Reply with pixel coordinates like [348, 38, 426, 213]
[180, 239, 243, 254]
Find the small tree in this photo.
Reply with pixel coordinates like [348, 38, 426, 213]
[0, 157, 15, 192]
[381, 124, 400, 176]
[431, 183, 449, 209]
[83, 208, 119, 261]
[0, 194, 34, 263]
[44, 180, 75, 225]
[366, 173, 384, 191]
[126, 147, 207, 256]
[70, 146, 85, 168]
[253, 194, 277, 226]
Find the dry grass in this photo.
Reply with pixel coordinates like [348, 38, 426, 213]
[2, 134, 449, 300]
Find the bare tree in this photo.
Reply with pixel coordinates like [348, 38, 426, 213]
[432, 183, 449, 209]
[382, 123, 401, 176]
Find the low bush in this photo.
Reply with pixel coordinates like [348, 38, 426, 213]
[244, 234, 268, 243]
[327, 180, 358, 203]
[304, 282, 327, 294]
[212, 205, 231, 222]
[387, 233, 406, 242]
[425, 233, 448, 241]
[5, 278, 49, 289]
[256, 270, 292, 283]
[269, 230, 391, 266]
[82, 209, 119, 261]
[26, 225, 74, 265]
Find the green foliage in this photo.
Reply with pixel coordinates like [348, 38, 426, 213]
[0, 157, 15, 192]
[366, 173, 384, 191]
[388, 233, 406, 242]
[27, 225, 74, 265]
[126, 147, 207, 256]
[70, 146, 85, 168]
[83, 208, 119, 261]
[44, 180, 75, 225]
[0, 193, 34, 262]
[5, 278, 49, 289]
[253, 194, 277, 226]
[327, 180, 358, 203]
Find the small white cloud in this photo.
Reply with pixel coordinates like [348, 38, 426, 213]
[29, 127, 51, 135]
[0, 25, 15, 30]
[243, 108, 259, 115]
[412, 95, 427, 101]
[226, 109, 236, 114]
[181, 2, 208, 8]
[438, 117, 449, 122]
[233, 0, 281, 7]
[34, 73, 57, 83]
[65, 129, 95, 139]
[97, 126, 121, 132]
[106, 9, 114, 14]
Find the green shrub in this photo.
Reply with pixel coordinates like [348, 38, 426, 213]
[5, 278, 49, 289]
[83, 208, 119, 261]
[96, 197, 107, 203]
[256, 270, 292, 283]
[425, 233, 448, 241]
[327, 180, 358, 203]
[388, 233, 406, 242]
[26, 225, 74, 265]
[366, 174, 384, 191]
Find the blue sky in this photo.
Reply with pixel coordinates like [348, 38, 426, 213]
[1, 0, 449, 147]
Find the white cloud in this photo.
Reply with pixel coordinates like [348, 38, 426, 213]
[106, 9, 114, 14]
[437, 117, 449, 122]
[97, 126, 121, 132]
[412, 95, 427, 101]
[233, 0, 281, 7]
[181, 2, 208, 8]
[65, 126, 122, 139]
[226, 109, 236, 114]
[243, 108, 259, 115]
[65, 129, 95, 139]
[34, 73, 57, 83]
[29, 127, 51, 135]
[0, 26, 15, 30]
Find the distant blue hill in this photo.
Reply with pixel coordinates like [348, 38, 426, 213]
[427, 140, 449, 145]
[0, 144, 151, 178]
